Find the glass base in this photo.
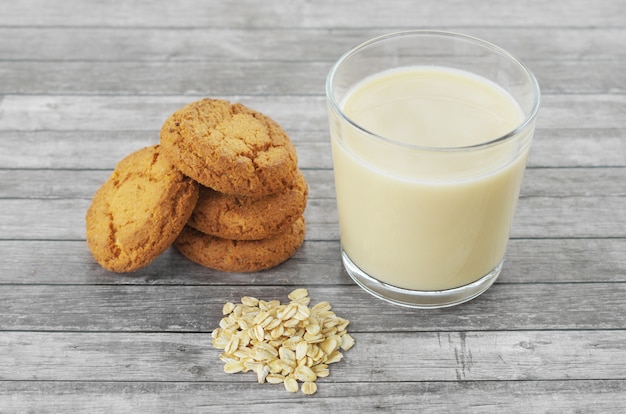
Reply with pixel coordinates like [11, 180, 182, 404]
[342, 250, 503, 309]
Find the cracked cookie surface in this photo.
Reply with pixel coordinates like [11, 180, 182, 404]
[86, 145, 199, 272]
[160, 98, 299, 196]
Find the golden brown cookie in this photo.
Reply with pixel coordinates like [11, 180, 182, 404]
[174, 216, 306, 273]
[160, 98, 299, 197]
[86, 145, 199, 273]
[187, 170, 308, 240]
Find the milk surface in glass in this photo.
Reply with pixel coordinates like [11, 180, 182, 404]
[331, 66, 528, 291]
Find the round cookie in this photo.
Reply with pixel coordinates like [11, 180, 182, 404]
[86, 145, 199, 273]
[187, 170, 308, 240]
[160, 98, 299, 197]
[174, 216, 306, 273]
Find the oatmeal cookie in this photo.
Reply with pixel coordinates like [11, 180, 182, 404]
[188, 170, 308, 240]
[160, 98, 299, 196]
[85, 145, 199, 272]
[174, 216, 306, 272]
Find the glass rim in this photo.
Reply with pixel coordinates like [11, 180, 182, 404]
[325, 30, 541, 152]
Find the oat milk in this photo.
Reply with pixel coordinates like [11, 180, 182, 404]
[331, 66, 530, 291]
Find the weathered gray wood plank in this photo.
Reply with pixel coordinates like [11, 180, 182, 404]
[1, 380, 624, 414]
[3, 27, 625, 61]
[0, 61, 331, 96]
[1, 60, 624, 95]
[1, 238, 625, 285]
[1, 284, 625, 332]
[1, 331, 624, 381]
[1, 95, 625, 133]
[3, 0, 625, 28]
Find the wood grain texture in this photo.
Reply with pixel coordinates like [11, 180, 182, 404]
[2, 0, 625, 28]
[1, 331, 624, 381]
[2, 95, 626, 132]
[1, 0, 625, 412]
[1, 284, 625, 332]
[3, 28, 626, 61]
[1, 60, 625, 95]
[1, 381, 624, 414]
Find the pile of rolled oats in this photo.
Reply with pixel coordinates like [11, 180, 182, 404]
[211, 288, 355, 395]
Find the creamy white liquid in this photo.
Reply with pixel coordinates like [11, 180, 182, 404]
[331, 66, 530, 291]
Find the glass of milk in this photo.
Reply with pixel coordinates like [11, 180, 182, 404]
[326, 31, 540, 308]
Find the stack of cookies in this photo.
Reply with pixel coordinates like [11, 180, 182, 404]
[86, 98, 307, 273]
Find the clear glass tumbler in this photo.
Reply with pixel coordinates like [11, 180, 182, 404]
[326, 31, 540, 308]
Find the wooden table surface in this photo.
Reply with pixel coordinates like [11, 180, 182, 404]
[1, 0, 625, 412]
